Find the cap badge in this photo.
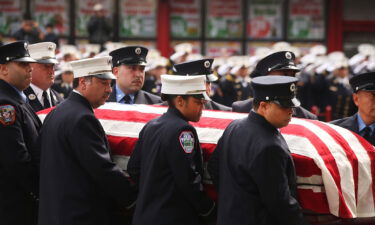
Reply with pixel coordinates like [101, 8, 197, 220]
[107, 58, 112, 66]
[28, 94, 36, 100]
[48, 44, 54, 50]
[290, 83, 296, 92]
[204, 60, 210, 68]
[135, 47, 141, 55]
[285, 52, 292, 60]
[24, 42, 28, 50]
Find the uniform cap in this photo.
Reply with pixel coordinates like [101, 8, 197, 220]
[251, 75, 300, 108]
[70, 56, 116, 80]
[161, 75, 210, 101]
[173, 59, 217, 82]
[0, 41, 36, 64]
[250, 51, 300, 78]
[28, 42, 58, 64]
[109, 46, 148, 67]
[349, 72, 375, 92]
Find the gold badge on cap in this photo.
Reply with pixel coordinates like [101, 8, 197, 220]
[48, 44, 54, 50]
[204, 60, 210, 68]
[28, 94, 36, 100]
[135, 47, 141, 55]
[290, 83, 296, 92]
[285, 52, 292, 60]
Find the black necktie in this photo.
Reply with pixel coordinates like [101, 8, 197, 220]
[123, 95, 131, 104]
[42, 91, 51, 109]
[363, 126, 374, 145]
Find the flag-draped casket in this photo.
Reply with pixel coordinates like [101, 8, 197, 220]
[38, 103, 375, 219]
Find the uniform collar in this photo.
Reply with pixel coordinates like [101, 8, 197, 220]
[2, 80, 28, 103]
[248, 110, 279, 133]
[115, 83, 135, 104]
[30, 83, 52, 106]
[357, 113, 375, 135]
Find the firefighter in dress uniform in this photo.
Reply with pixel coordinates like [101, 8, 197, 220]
[0, 41, 41, 225]
[208, 75, 308, 225]
[127, 74, 216, 225]
[331, 72, 375, 145]
[23, 42, 64, 112]
[38, 56, 137, 225]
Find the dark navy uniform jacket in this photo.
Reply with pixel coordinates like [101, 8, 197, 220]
[38, 92, 136, 225]
[0, 79, 41, 225]
[232, 98, 318, 120]
[107, 85, 162, 104]
[208, 111, 308, 225]
[24, 86, 64, 112]
[127, 107, 215, 225]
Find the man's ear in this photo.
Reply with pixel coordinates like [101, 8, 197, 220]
[112, 67, 119, 78]
[352, 93, 359, 107]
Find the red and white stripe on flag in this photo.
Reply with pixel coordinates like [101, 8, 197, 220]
[38, 103, 375, 218]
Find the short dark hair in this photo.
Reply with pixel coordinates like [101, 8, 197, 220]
[252, 98, 262, 110]
[73, 76, 93, 89]
[162, 94, 189, 108]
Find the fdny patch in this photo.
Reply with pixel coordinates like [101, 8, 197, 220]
[0, 105, 16, 125]
[179, 131, 195, 154]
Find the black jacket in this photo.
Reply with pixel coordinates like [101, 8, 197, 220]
[127, 107, 215, 225]
[107, 86, 162, 105]
[0, 79, 41, 225]
[38, 92, 136, 225]
[208, 111, 308, 225]
[204, 101, 232, 111]
[232, 98, 318, 120]
[24, 86, 64, 112]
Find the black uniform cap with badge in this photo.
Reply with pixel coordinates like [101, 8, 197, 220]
[173, 59, 218, 83]
[251, 75, 301, 108]
[0, 41, 37, 64]
[350, 72, 375, 93]
[250, 51, 300, 78]
[109, 46, 148, 67]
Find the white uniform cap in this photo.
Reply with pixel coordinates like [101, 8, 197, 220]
[94, 3, 103, 11]
[272, 41, 291, 52]
[217, 64, 231, 76]
[161, 74, 210, 100]
[28, 42, 58, 64]
[70, 56, 116, 80]
[174, 42, 193, 54]
[310, 44, 327, 56]
[104, 42, 127, 52]
[255, 47, 271, 58]
[186, 53, 203, 61]
[300, 54, 316, 66]
[328, 51, 346, 62]
[146, 57, 169, 71]
[358, 43, 375, 56]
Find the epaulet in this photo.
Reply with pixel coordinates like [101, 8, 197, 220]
[225, 74, 234, 82]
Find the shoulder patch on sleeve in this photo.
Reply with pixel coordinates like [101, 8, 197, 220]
[0, 105, 16, 125]
[179, 131, 195, 154]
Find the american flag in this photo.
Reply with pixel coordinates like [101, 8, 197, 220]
[38, 103, 375, 218]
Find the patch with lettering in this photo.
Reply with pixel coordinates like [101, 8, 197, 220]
[0, 105, 16, 125]
[179, 131, 195, 154]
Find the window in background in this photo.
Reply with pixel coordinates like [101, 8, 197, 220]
[287, 0, 325, 40]
[206, 0, 242, 39]
[248, 0, 283, 40]
[119, 0, 156, 38]
[170, 0, 201, 38]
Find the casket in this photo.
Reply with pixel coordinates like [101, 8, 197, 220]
[38, 103, 375, 224]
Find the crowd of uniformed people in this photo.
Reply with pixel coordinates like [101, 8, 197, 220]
[0, 38, 374, 225]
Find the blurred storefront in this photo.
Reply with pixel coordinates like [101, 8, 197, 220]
[0, 0, 374, 57]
